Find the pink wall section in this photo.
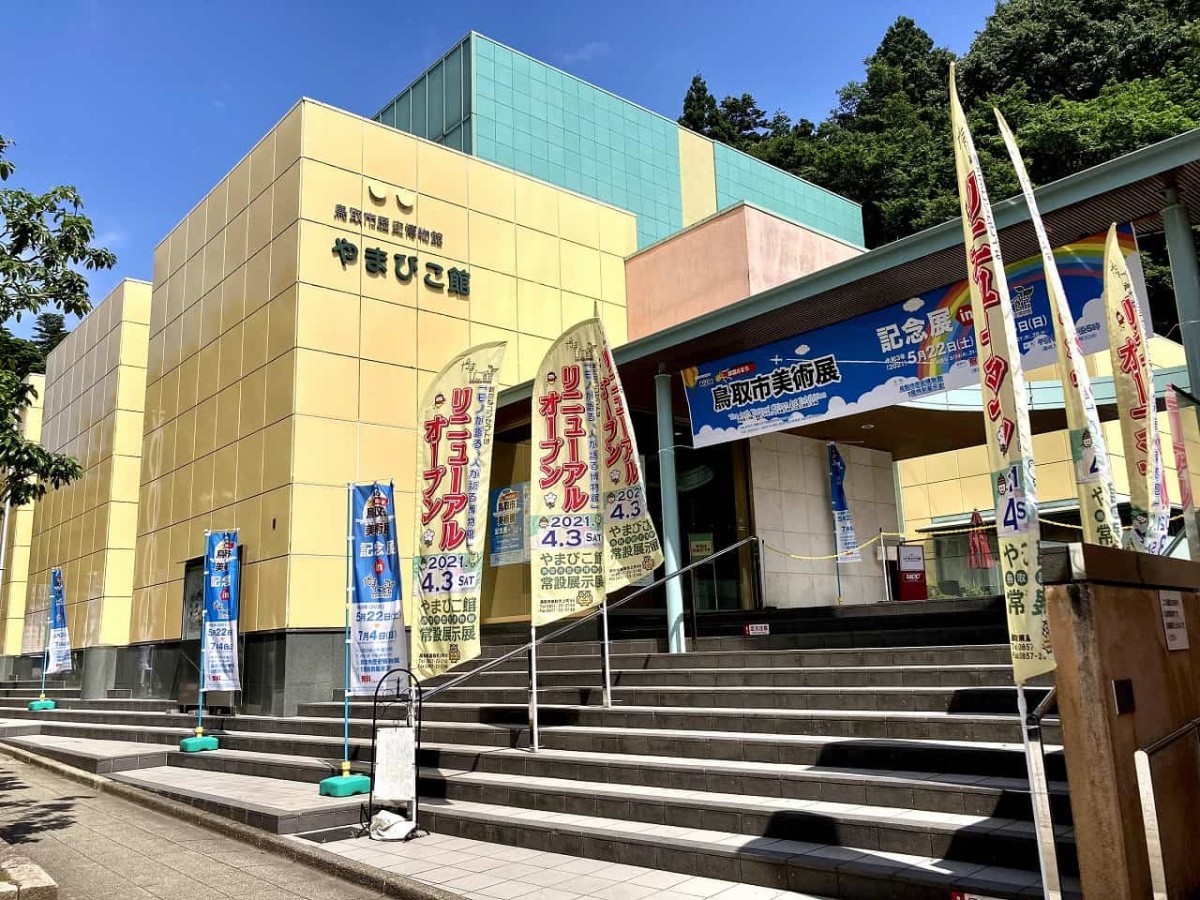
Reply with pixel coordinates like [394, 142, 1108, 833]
[745, 208, 862, 296]
[625, 207, 750, 341]
[625, 204, 863, 340]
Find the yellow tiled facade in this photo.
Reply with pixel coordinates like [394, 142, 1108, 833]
[21, 280, 151, 654]
[0, 375, 45, 655]
[130, 99, 636, 643]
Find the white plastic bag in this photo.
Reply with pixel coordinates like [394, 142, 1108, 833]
[369, 809, 415, 841]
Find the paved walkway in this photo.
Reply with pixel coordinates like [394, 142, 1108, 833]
[310, 831, 831, 900]
[0, 755, 390, 900]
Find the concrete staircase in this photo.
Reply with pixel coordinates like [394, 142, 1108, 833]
[0, 634, 1078, 899]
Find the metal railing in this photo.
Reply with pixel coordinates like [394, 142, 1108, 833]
[422, 535, 758, 710]
[1018, 685, 1062, 899]
[1134, 715, 1200, 899]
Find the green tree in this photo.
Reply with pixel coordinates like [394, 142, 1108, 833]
[684, 3, 1200, 281]
[718, 93, 771, 148]
[753, 16, 973, 246]
[1, 134, 112, 505]
[0, 327, 43, 379]
[959, 0, 1200, 105]
[679, 75, 727, 140]
[32, 312, 68, 358]
[0, 372, 79, 506]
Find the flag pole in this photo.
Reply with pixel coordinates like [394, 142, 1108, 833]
[592, 299, 614, 708]
[319, 483, 371, 796]
[30, 602, 52, 710]
[39, 609, 49, 698]
[180, 535, 218, 751]
[30, 570, 60, 711]
[342, 482, 352, 773]
[834, 553, 843, 605]
[198, 534, 208, 738]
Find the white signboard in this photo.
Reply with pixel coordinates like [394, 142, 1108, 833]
[1159, 590, 1190, 651]
[898, 544, 925, 573]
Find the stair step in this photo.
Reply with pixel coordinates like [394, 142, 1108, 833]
[152, 736, 1069, 822]
[423, 645, 1019, 676]
[109, 766, 365, 834]
[2, 733, 170, 773]
[417, 742, 1071, 822]
[413, 663, 1032, 689]
[420, 767, 1077, 873]
[415, 797, 1080, 899]
[415, 702, 1056, 744]
[309, 685, 1034, 714]
[0, 700, 1061, 749]
[5, 714, 1067, 783]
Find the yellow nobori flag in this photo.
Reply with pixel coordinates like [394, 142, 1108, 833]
[530, 318, 663, 627]
[995, 111, 1122, 549]
[1104, 225, 1170, 554]
[950, 65, 1054, 684]
[531, 319, 607, 627]
[597, 335, 663, 591]
[411, 342, 507, 681]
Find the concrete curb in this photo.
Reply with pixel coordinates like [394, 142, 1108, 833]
[0, 856, 56, 900]
[0, 744, 457, 900]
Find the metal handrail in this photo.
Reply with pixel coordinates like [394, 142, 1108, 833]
[1017, 684, 1062, 899]
[1134, 715, 1200, 899]
[423, 535, 764, 702]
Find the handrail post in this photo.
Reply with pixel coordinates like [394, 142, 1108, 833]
[1135, 747, 1169, 899]
[423, 536, 762, 705]
[1017, 685, 1062, 899]
[1133, 716, 1200, 899]
[880, 528, 893, 604]
[599, 598, 612, 707]
[689, 581, 700, 651]
[528, 623, 540, 751]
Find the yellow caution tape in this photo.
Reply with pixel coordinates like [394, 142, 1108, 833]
[763, 514, 1189, 551]
[760, 532, 885, 562]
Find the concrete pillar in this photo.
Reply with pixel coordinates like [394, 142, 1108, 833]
[80, 647, 118, 699]
[655, 367, 686, 653]
[1162, 187, 1200, 392]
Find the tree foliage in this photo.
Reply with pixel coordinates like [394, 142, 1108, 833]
[0, 327, 43, 380]
[1, 135, 112, 505]
[679, 75, 792, 150]
[0, 372, 81, 506]
[677, 3, 1200, 331]
[32, 312, 68, 358]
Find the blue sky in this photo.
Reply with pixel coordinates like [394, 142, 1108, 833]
[2, 0, 994, 337]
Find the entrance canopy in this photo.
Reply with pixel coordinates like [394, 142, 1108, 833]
[497, 128, 1200, 458]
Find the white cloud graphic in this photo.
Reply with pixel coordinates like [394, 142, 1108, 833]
[825, 376, 920, 417]
[794, 344, 810, 356]
[1074, 295, 1107, 355]
[903, 297, 925, 313]
[694, 424, 743, 447]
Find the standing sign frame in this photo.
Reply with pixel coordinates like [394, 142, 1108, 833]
[366, 667, 424, 841]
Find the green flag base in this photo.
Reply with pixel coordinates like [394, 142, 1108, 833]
[28, 699, 56, 711]
[179, 735, 219, 752]
[319, 773, 370, 797]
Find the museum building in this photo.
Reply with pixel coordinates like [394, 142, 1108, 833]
[1, 34, 1198, 712]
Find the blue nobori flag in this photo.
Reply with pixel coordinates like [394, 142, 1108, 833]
[350, 482, 407, 694]
[827, 443, 861, 563]
[45, 568, 71, 675]
[202, 531, 241, 691]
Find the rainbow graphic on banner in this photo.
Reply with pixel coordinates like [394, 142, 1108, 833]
[913, 226, 1137, 381]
